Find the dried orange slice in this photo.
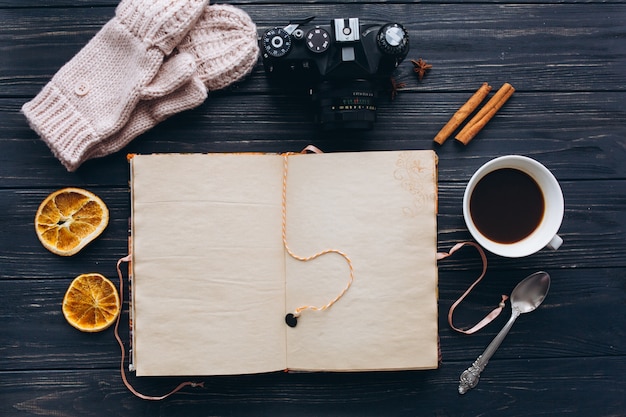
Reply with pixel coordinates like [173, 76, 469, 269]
[35, 187, 109, 256]
[62, 273, 120, 332]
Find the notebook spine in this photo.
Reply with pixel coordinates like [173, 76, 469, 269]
[127, 217, 136, 372]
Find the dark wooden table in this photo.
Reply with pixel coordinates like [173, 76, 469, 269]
[2, 0, 625, 415]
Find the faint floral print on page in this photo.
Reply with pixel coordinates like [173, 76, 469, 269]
[394, 152, 437, 217]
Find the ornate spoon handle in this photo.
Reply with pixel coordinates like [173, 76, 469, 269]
[458, 309, 521, 394]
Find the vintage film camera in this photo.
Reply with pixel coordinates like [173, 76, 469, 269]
[260, 17, 409, 129]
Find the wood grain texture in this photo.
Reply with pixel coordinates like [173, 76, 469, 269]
[2, 90, 625, 186]
[1, 358, 625, 417]
[1, 178, 625, 280]
[1, 267, 624, 372]
[2, 4, 626, 95]
[1, 0, 625, 415]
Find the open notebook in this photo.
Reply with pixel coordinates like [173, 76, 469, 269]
[129, 150, 439, 376]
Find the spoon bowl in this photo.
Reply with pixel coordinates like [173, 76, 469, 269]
[458, 271, 551, 394]
[510, 271, 550, 313]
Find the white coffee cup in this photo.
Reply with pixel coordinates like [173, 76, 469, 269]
[463, 155, 564, 258]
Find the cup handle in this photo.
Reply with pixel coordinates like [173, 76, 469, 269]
[547, 234, 563, 250]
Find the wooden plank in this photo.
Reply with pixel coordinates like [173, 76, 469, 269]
[1, 4, 625, 96]
[2, 90, 626, 186]
[437, 179, 626, 270]
[1, 174, 625, 281]
[0, 188, 130, 280]
[0, 357, 624, 416]
[2, 266, 624, 371]
[3, 0, 625, 7]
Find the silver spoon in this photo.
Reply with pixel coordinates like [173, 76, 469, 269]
[458, 271, 551, 394]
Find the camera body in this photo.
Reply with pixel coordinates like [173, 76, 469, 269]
[260, 17, 409, 129]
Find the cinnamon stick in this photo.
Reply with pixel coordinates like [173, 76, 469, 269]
[433, 83, 492, 145]
[455, 82, 515, 145]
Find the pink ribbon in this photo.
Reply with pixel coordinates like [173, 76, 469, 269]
[114, 255, 204, 400]
[437, 242, 508, 334]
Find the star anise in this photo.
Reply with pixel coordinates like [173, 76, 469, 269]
[411, 58, 432, 81]
[389, 77, 406, 100]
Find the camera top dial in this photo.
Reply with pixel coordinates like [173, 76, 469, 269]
[377, 23, 409, 55]
[305, 27, 331, 53]
[262, 28, 293, 58]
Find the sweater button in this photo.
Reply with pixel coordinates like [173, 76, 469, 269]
[74, 82, 90, 96]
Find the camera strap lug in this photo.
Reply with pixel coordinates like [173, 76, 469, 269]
[284, 16, 316, 34]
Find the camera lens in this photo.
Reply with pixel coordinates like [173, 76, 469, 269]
[313, 80, 377, 130]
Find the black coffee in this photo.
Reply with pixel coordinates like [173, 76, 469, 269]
[470, 168, 544, 244]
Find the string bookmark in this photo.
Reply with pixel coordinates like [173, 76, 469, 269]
[281, 149, 355, 327]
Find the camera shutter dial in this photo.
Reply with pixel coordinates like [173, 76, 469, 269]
[262, 28, 293, 58]
[377, 23, 409, 55]
[305, 27, 331, 53]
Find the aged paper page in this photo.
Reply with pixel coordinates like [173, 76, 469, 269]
[284, 150, 439, 371]
[131, 153, 287, 376]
